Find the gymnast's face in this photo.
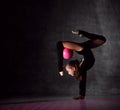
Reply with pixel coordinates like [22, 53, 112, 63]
[65, 65, 76, 76]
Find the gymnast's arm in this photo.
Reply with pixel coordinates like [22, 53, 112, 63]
[56, 41, 64, 76]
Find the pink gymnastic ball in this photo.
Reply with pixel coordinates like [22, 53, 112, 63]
[63, 48, 73, 59]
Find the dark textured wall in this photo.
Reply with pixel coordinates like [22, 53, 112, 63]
[1, 0, 120, 99]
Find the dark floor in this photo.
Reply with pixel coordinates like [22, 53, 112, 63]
[0, 96, 120, 110]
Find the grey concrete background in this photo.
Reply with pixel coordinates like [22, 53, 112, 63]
[1, 0, 120, 99]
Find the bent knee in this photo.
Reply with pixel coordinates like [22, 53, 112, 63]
[93, 38, 106, 46]
[99, 35, 106, 44]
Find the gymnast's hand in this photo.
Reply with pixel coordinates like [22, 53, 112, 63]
[59, 71, 64, 76]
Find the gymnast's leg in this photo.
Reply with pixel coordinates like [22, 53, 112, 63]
[72, 30, 106, 49]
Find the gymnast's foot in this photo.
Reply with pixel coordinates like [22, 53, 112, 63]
[72, 30, 83, 37]
[73, 95, 85, 100]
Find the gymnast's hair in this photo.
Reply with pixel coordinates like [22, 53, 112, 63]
[68, 59, 80, 67]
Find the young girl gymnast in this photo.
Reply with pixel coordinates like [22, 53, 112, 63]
[56, 30, 106, 99]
